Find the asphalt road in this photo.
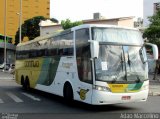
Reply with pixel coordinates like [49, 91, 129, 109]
[0, 74, 160, 119]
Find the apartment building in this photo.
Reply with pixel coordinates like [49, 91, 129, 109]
[0, 0, 50, 42]
[143, 0, 160, 26]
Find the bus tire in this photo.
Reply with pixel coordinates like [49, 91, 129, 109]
[63, 83, 73, 104]
[24, 76, 30, 91]
[21, 76, 25, 89]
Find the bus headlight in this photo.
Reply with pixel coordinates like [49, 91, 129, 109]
[141, 84, 149, 90]
[93, 85, 111, 92]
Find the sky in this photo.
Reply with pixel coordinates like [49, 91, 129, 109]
[50, 0, 143, 22]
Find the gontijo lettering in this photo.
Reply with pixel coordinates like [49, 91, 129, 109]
[25, 61, 39, 67]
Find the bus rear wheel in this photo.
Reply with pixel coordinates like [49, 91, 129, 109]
[63, 83, 73, 104]
[23, 77, 30, 91]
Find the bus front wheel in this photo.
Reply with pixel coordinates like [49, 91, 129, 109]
[63, 83, 73, 104]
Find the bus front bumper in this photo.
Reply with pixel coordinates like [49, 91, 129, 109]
[91, 89, 149, 105]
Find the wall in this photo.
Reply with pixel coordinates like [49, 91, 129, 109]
[83, 19, 118, 25]
[40, 25, 63, 36]
[118, 18, 134, 28]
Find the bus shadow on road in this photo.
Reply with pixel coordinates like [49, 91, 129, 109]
[21, 88, 137, 112]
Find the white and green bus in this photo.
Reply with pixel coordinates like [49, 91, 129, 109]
[15, 24, 158, 105]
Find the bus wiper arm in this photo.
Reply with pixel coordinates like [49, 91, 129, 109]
[121, 53, 124, 71]
[122, 46, 127, 81]
[111, 76, 118, 83]
[128, 52, 131, 67]
[135, 75, 142, 83]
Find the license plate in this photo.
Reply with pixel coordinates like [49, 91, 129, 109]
[121, 96, 131, 100]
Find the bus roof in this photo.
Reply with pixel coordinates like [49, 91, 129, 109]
[17, 30, 62, 47]
[71, 24, 138, 31]
[17, 24, 139, 47]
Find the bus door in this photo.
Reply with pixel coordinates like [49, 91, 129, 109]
[76, 45, 93, 103]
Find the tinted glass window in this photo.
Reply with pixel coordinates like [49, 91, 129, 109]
[75, 28, 92, 83]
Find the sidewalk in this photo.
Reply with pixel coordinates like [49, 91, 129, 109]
[149, 73, 160, 96]
[0, 70, 14, 80]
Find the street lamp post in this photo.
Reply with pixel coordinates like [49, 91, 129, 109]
[19, 0, 22, 43]
[3, 0, 7, 70]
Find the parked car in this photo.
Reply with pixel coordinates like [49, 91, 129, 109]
[0, 63, 5, 69]
[0, 63, 10, 70]
[0, 63, 13, 71]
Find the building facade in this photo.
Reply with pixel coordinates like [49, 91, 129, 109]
[39, 16, 135, 36]
[0, 0, 50, 42]
[0, 42, 16, 65]
[143, 0, 160, 27]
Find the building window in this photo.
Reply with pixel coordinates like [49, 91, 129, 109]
[154, 3, 160, 14]
[9, 5, 14, 7]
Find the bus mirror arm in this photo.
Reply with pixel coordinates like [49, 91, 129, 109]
[145, 43, 159, 60]
[88, 40, 99, 59]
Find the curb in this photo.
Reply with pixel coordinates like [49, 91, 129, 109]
[0, 78, 15, 80]
[149, 92, 160, 96]
[0, 77, 15, 80]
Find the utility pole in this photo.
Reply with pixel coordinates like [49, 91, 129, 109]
[19, 0, 22, 43]
[3, 0, 7, 70]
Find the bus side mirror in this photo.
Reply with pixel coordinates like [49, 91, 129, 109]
[145, 43, 158, 60]
[88, 40, 99, 58]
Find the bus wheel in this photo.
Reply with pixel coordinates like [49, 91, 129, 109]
[24, 77, 30, 91]
[63, 83, 73, 104]
[21, 76, 25, 89]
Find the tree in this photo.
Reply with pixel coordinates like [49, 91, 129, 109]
[15, 16, 59, 45]
[143, 10, 160, 46]
[61, 19, 83, 30]
[143, 11, 160, 79]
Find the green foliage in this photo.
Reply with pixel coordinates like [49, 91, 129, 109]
[15, 16, 59, 45]
[61, 19, 83, 30]
[143, 11, 160, 47]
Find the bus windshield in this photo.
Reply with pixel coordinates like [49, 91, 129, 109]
[92, 27, 147, 83]
[92, 27, 143, 45]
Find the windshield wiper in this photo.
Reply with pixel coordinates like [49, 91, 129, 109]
[135, 76, 142, 83]
[122, 46, 127, 81]
[128, 52, 131, 68]
[121, 53, 124, 71]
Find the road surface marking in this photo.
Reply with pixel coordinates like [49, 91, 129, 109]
[6, 92, 23, 103]
[22, 92, 41, 101]
[0, 99, 4, 103]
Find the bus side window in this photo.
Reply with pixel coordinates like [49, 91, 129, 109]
[62, 48, 73, 56]
[47, 49, 57, 56]
[58, 49, 63, 55]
